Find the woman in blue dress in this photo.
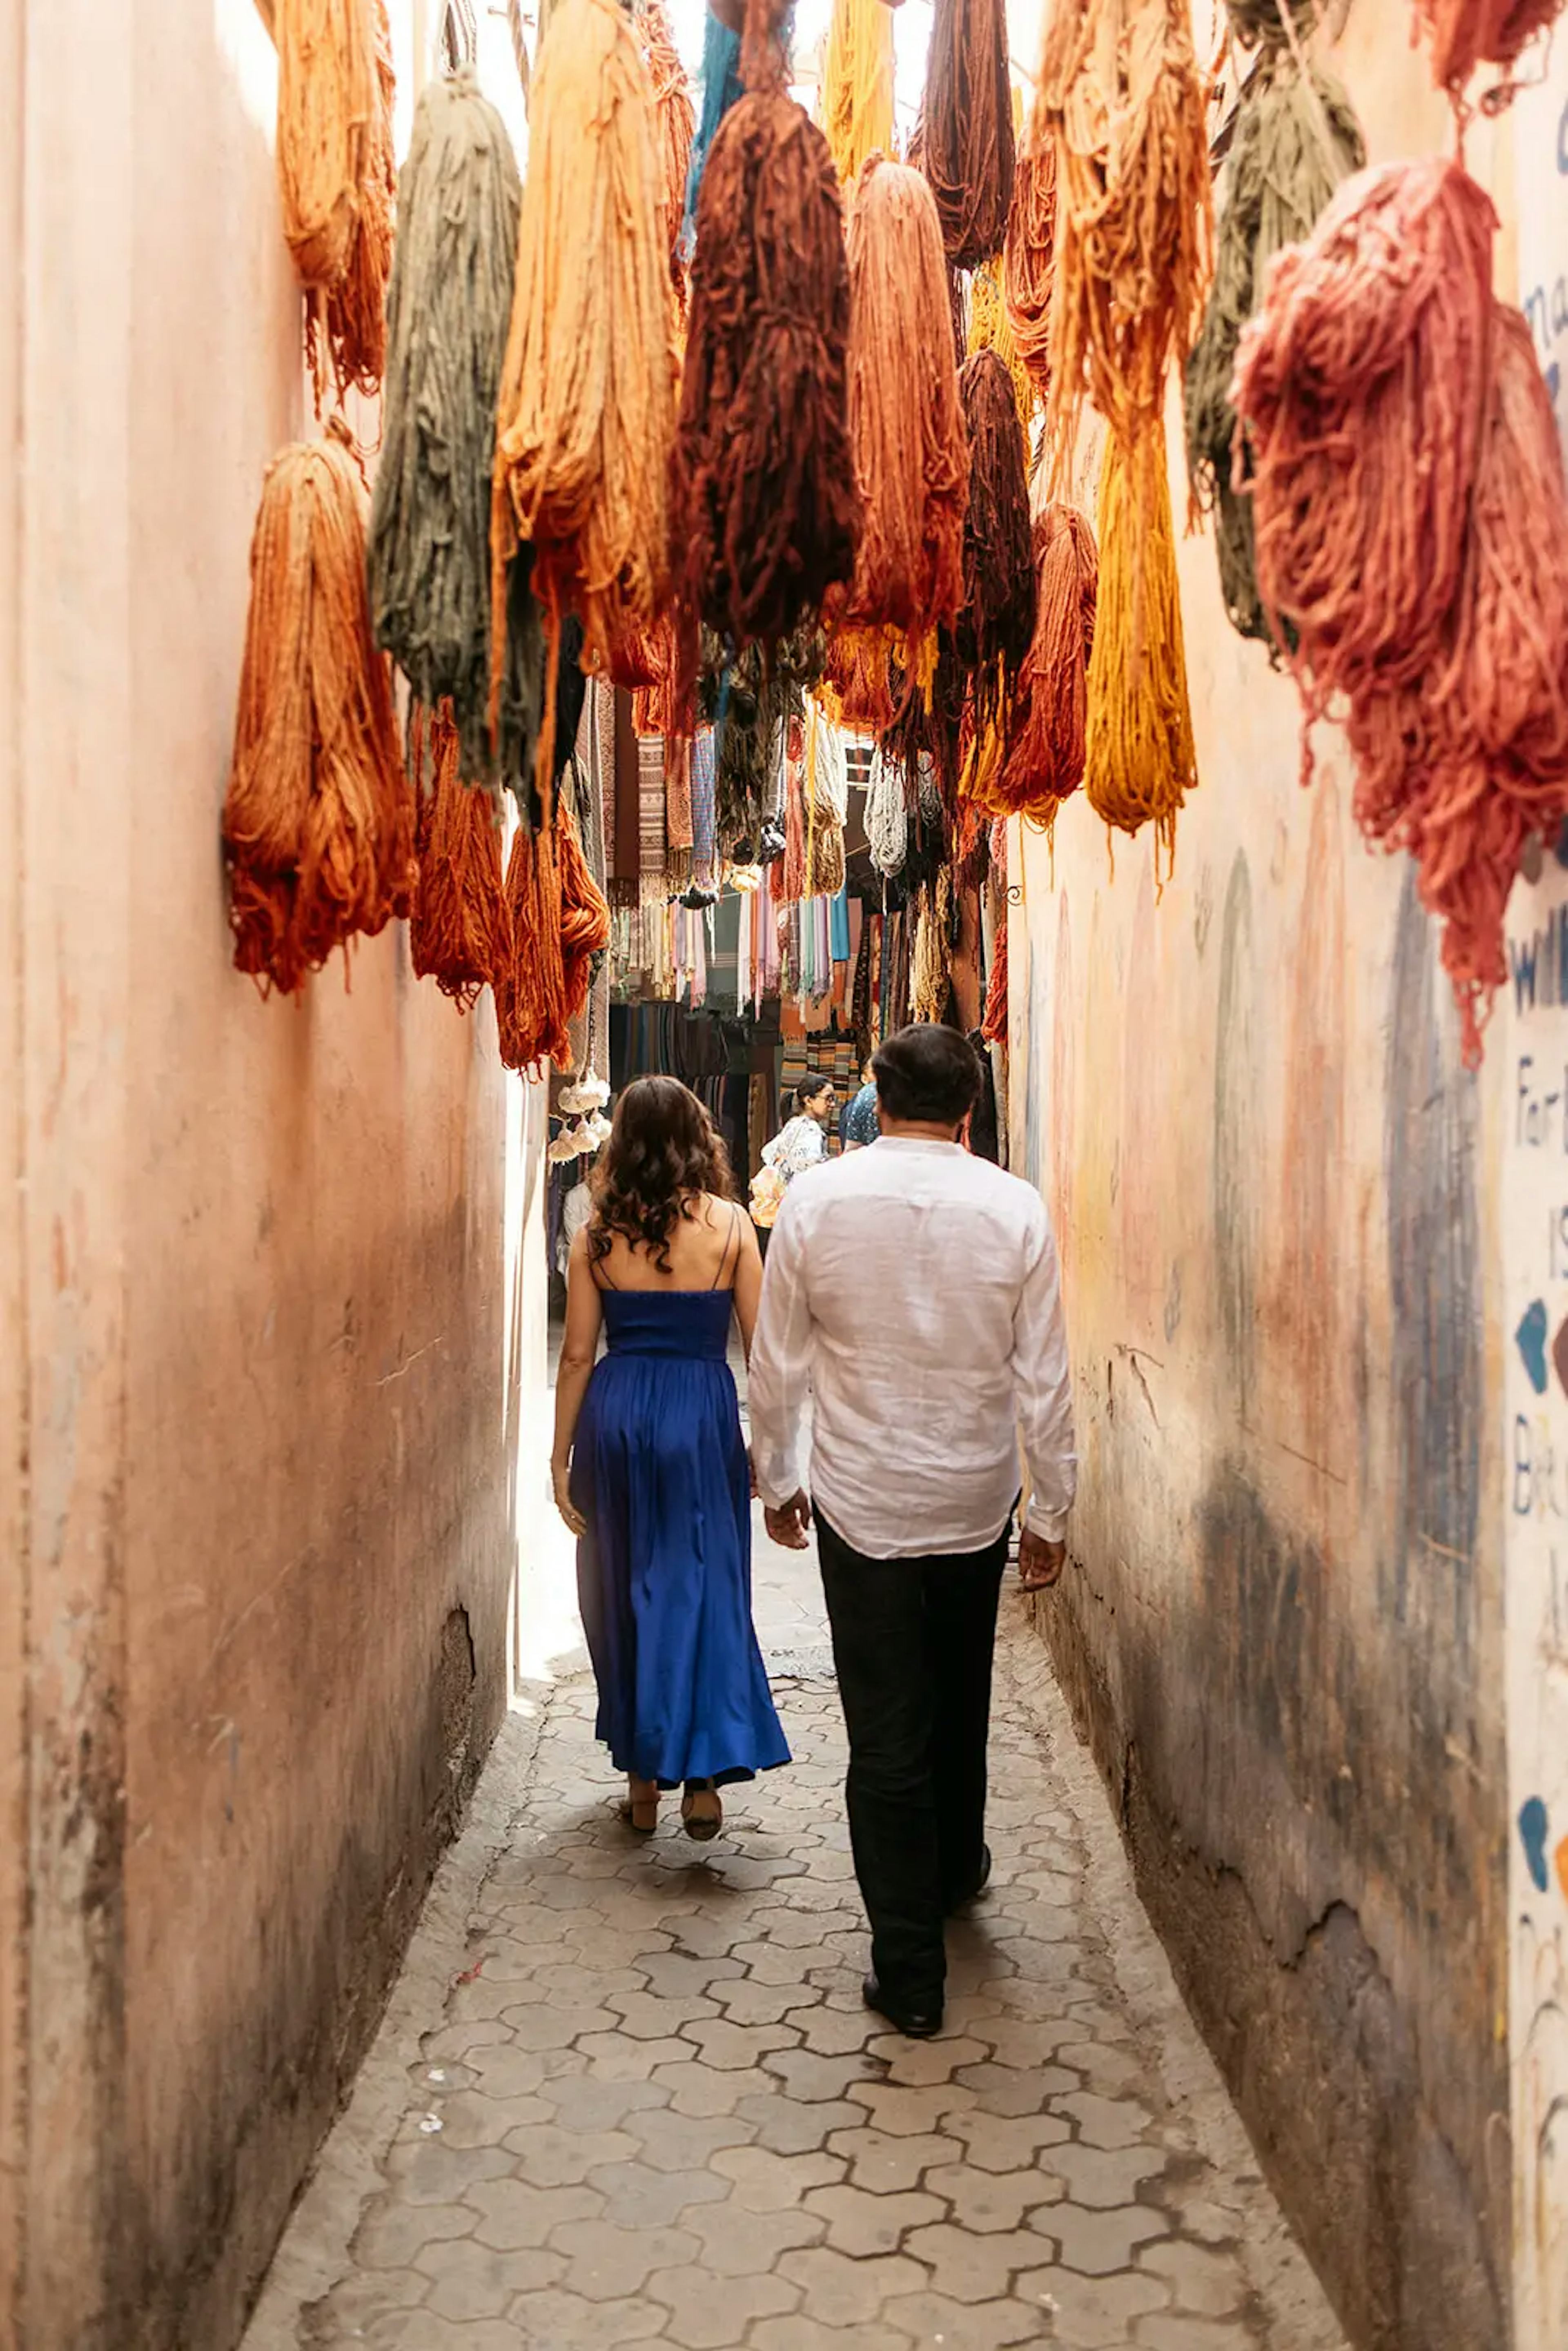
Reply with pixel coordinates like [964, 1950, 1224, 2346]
[551, 1076, 790, 1840]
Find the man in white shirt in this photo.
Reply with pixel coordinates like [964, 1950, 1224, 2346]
[748, 1023, 1076, 2039]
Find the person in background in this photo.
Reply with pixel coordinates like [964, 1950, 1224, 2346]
[841, 1060, 880, 1152]
[748, 1076, 836, 1234]
[552, 1077, 789, 1843]
[748, 1023, 1076, 2040]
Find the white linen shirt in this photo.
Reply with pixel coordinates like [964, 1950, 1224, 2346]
[748, 1137, 1076, 1558]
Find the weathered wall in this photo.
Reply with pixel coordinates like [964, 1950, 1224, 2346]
[1011, 22, 1522, 2351]
[1, 3, 534, 2343]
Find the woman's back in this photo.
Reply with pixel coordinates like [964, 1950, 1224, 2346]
[588, 1193, 743, 1296]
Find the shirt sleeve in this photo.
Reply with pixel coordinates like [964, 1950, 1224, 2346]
[1013, 1200, 1077, 1542]
[747, 1193, 815, 1509]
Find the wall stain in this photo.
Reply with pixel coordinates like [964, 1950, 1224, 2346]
[1277, 787, 1347, 1475]
[1120, 852, 1161, 1329]
[1049, 893, 1075, 1256]
[1214, 852, 1258, 1402]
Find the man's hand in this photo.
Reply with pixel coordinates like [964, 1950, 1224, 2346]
[764, 1491, 813, 1550]
[1018, 1530, 1066, 1591]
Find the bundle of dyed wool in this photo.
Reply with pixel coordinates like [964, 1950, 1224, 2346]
[682, 12, 745, 246]
[1410, 0, 1566, 96]
[967, 259, 1036, 434]
[1002, 102, 1056, 406]
[1040, 0, 1212, 466]
[841, 158, 968, 648]
[1084, 425, 1197, 872]
[408, 702, 510, 1009]
[703, 626, 822, 850]
[369, 72, 541, 798]
[223, 430, 415, 993]
[674, 0, 860, 652]
[492, 0, 677, 801]
[641, 0, 695, 305]
[276, 0, 396, 408]
[981, 912, 1008, 1043]
[494, 802, 610, 1073]
[822, 0, 895, 188]
[992, 502, 1098, 821]
[1183, 40, 1363, 647]
[630, 614, 697, 742]
[916, 0, 1015, 269]
[865, 745, 910, 874]
[957, 350, 1035, 757]
[1236, 157, 1568, 1057]
[1233, 158, 1496, 734]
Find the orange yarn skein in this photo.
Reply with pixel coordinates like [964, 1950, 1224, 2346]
[275, 0, 396, 408]
[409, 704, 510, 1012]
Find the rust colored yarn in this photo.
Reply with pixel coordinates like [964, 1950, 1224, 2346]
[1411, 0, 1565, 96]
[409, 703, 510, 1010]
[981, 913, 1008, 1044]
[642, 0, 695, 306]
[1084, 424, 1196, 872]
[842, 156, 968, 643]
[957, 350, 1035, 739]
[993, 503, 1098, 822]
[495, 803, 609, 1072]
[492, 0, 678, 802]
[223, 430, 415, 995]
[674, 0, 860, 655]
[1041, 0, 1212, 468]
[917, 0, 1015, 269]
[276, 0, 396, 409]
[824, 626, 899, 731]
[1233, 158, 1496, 733]
[1003, 112, 1056, 403]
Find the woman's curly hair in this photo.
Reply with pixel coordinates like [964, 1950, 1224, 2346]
[588, 1076, 736, 1273]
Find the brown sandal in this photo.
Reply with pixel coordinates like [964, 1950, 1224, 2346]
[620, 1776, 660, 1834]
[680, 1781, 722, 1842]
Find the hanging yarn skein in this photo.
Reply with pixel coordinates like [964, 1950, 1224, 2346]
[492, 0, 678, 806]
[1183, 30, 1363, 649]
[1002, 97, 1056, 407]
[1040, 0, 1212, 468]
[993, 502, 1098, 823]
[370, 71, 545, 801]
[683, 11, 745, 247]
[916, 0, 1015, 269]
[1410, 0, 1566, 99]
[956, 350, 1035, 759]
[641, 0, 696, 305]
[494, 801, 610, 1073]
[275, 0, 396, 409]
[673, 0, 861, 654]
[223, 428, 416, 994]
[841, 157, 968, 646]
[822, 0, 895, 189]
[1084, 423, 1197, 874]
[409, 702, 511, 1010]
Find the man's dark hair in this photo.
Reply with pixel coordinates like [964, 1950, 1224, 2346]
[872, 1024, 983, 1127]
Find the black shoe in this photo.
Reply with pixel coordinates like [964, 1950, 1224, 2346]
[946, 1844, 993, 1913]
[863, 1974, 943, 2039]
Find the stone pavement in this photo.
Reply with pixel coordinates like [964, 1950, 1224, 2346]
[243, 1498, 1349, 2351]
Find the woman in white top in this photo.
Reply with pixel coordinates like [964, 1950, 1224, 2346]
[751, 1078, 835, 1231]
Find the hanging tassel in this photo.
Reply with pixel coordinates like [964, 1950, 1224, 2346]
[492, 0, 678, 806]
[223, 430, 416, 994]
[1083, 424, 1197, 876]
[992, 502, 1098, 823]
[915, 0, 1014, 270]
[674, 0, 860, 653]
[1183, 33, 1363, 649]
[275, 0, 396, 410]
[821, 0, 895, 189]
[409, 703, 510, 1010]
[369, 71, 544, 800]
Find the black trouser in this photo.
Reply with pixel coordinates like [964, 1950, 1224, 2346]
[817, 1513, 1008, 2008]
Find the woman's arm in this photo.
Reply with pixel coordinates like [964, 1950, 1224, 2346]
[550, 1229, 603, 1533]
[731, 1212, 765, 1365]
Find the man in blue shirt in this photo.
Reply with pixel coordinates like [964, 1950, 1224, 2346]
[841, 1061, 879, 1151]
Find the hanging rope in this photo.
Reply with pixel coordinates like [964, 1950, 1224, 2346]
[369, 71, 542, 801]
[1411, 0, 1566, 100]
[223, 429, 416, 994]
[841, 156, 968, 647]
[673, 0, 860, 653]
[915, 0, 1015, 270]
[989, 501, 1098, 823]
[492, 0, 678, 811]
[1184, 44, 1363, 649]
[409, 701, 510, 1009]
[1040, 0, 1212, 472]
[641, 0, 696, 309]
[276, 0, 396, 411]
[1083, 423, 1197, 876]
[506, 0, 531, 104]
[822, 0, 895, 189]
[1002, 105, 1055, 409]
[956, 350, 1034, 754]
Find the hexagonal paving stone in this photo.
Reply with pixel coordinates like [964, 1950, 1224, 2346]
[1043, 2142, 1167, 2211]
[548, 2218, 701, 2301]
[1037, 2199, 1170, 2275]
[1134, 2313, 1256, 2349]
[464, 2179, 604, 2252]
[414, 2238, 563, 2322]
[710, 2144, 846, 2211]
[1138, 2235, 1249, 2317]
[826, 2126, 964, 2196]
[920, 2162, 1058, 2235]
[880, 2289, 1045, 2348]
[646, 2263, 799, 2348]
[777, 2246, 929, 2328]
[802, 2182, 945, 2258]
[898, 2222, 1049, 2305]
[1015, 2264, 1169, 2348]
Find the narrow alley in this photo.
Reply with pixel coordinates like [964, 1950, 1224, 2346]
[243, 1495, 1346, 2351]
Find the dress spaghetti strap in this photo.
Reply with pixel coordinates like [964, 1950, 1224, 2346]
[710, 1202, 744, 1292]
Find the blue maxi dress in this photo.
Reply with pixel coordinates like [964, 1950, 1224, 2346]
[570, 1280, 791, 1790]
